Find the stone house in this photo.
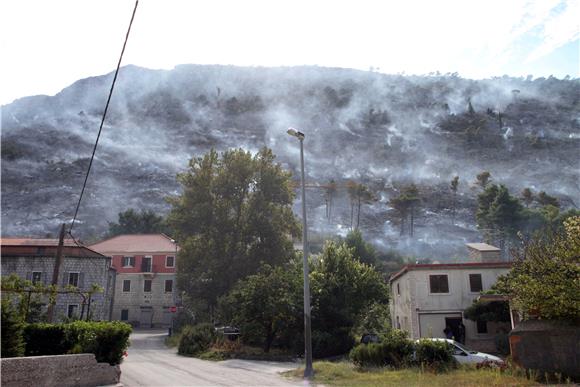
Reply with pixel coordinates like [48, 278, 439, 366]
[89, 234, 178, 328]
[0, 238, 116, 321]
[389, 255, 512, 352]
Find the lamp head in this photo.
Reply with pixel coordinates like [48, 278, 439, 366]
[287, 127, 305, 139]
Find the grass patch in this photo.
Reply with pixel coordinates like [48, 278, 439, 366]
[284, 361, 541, 386]
[197, 343, 296, 362]
[165, 332, 181, 348]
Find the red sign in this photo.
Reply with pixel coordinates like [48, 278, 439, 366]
[170, 306, 177, 313]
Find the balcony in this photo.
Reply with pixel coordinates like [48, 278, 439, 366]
[141, 260, 153, 273]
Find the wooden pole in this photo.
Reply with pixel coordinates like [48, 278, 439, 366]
[47, 223, 66, 322]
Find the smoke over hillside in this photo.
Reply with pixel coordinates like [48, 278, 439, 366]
[2, 65, 579, 259]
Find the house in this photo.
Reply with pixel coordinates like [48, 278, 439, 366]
[89, 234, 178, 328]
[0, 238, 116, 321]
[465, 243, 501, 262]
[389, 251, 511, 352]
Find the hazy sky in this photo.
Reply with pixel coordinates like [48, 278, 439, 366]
[1, 0, 578, 105]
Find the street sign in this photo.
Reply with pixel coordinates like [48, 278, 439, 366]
[170, 306, 177, 313]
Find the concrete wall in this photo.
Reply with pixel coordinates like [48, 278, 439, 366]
[0, 354, 120, 387]
[113, 272, 175, 327]
[510, 320, 579, 379]
[391, 266, 511, 351]
[1, 256, 114, 321]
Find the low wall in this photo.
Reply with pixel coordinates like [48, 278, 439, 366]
[509, 320, 579, 380]
[0, 354, 120, 387]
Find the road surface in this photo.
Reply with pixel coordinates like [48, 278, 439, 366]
[120, 330, 306, 387]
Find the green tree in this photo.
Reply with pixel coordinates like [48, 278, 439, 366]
[167, 148, 299, 318]
[0, 299, 25, 357]
[389, 184, 420, 237]
[493, 216, 580, 321]
[107, 208, 167, 237]
[324, 179, 337, 223]
[218, 264, 302, 352]
[344, 230, 378, 266]
[347, 182, 374, 230]
[464, 300, 510, 323]
[310, 241, 389, 357]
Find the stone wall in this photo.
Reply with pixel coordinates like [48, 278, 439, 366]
[0, 354, 120, 387]
[509, 320, 579, 379]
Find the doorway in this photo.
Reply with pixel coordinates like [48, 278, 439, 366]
[140, 307, 153, 328]
[445, 317, 462, 341]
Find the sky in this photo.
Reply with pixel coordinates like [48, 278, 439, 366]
[1, 0, 578, 105]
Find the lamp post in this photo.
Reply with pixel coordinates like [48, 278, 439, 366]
[287, 127, 314, 378]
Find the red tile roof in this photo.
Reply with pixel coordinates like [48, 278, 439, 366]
[89, 234, 178, 254]
[389, 261, 512, 283]
[1, 238, 78, 247]
[1, 238, 105, 258]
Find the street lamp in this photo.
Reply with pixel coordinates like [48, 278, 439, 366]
[287, 127, 314, 378]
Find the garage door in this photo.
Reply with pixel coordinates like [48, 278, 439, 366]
[419, 313, 461, 338]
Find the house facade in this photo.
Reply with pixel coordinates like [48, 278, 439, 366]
[89, 234, 178, 328]
[389, 261, 511, 352]
[0, 238, 116, 321]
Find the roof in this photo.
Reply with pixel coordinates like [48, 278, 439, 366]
[389, 261, 512, 283]
[465, 243, 501, 252]
[89, 234, 178, 254]
[1, 238, 106, 258]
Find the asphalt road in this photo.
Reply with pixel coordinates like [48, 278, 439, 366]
[120, 330, 306, 387]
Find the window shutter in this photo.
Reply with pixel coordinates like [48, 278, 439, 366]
[63, 272, 68, 287]
[79, 273, 85, 288]
[131, 256, 136, 266]
[26, 272, 32, 281]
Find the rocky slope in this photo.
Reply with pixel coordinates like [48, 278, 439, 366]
[2, 65, 579, 258]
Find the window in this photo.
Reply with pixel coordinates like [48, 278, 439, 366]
[121, 309, 129, 321]
[166, 256, 175, 268]
[141, 256, 152, 272]
[165, 279, 173, 293]
[123, 279, 131, 292]
[67, 304, 79, 319]
[32, 271, 42, 285]
[469, 274, 483, 292]
[123, 256, 135, 267]
[477, 320, 488, 334]
[397, 283, 400, 295]
[429, 275, 449, 293]
[68, 272, 79, 287]
[144, 279, 152, 292]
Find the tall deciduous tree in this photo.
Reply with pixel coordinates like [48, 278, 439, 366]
[389, 184, 420, 236]
[167, 148, 299, 318]
[107, 208, 167, 237]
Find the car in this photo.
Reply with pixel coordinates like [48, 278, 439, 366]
[417, 338, 504, 365]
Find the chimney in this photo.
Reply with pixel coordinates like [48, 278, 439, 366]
[466, 243, 501, 262]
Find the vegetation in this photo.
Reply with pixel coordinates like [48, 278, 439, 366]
[493, 216, 580, 321]
[19, 321, 131, 365]
[1, 299, 25, 357]
[450, 176, 459, 223]
[285, 361, 539, 386]
[389, 184, 421, 236]
[107, 208, 168, 237]
[178, 323, 217, 356]
[350, 330, 413, 368]
[167, 148, 299, 319]
[344, 230, 378, 266]
[346, 182, 374, 230]
[414, 339, 455, 372]
[464, 301, 511, 323]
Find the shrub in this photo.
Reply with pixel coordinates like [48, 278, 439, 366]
[1, 300, 25, 357]
[312, 328, 355, 358]
[22, 321, 131, 365]
[23, 323, 67, 356]
[350, 329, 413, 368]
[414, 339, 456, 372]
[178, 323, 216, 356]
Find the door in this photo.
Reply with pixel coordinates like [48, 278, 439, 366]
[445, 317, 462, 341]
[140, 307, 153, 328]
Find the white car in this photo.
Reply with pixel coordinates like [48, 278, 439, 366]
[419, 338, 504, 365]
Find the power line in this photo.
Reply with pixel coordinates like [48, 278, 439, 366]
[70, 0, 139, 235]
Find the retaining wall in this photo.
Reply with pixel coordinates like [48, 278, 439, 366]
[0, 354, 120, 387]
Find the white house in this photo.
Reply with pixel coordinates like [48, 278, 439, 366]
[389, 260, 511, 352]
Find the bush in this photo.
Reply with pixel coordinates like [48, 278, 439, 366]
[178, 323, 216, 356]
[312, 328, 355, 358]
[414, 339, 456, 372]
[23, 323, 67, 356]
[1, 300, 25, 357]
[350, 329, 413, 368]
[22, 321, 131, 365]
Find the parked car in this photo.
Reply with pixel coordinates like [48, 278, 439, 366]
[360, 333, 380, 344]
[418, 338, 504, 365]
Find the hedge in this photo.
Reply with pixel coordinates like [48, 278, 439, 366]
[23, 321, 132, 365]
[414, 339, 456, 371]
[350, 329, 413, 368]
[1, 300, 25, 358]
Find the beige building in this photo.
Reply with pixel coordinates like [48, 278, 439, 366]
[90, 234, 178, 328]
[389, 259, 511, 352]
[466, 243, 501, 262]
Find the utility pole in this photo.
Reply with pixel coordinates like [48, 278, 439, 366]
[47, 223, 66, 322]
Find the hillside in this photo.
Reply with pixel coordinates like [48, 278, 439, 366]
[2, 65, 579, 258]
